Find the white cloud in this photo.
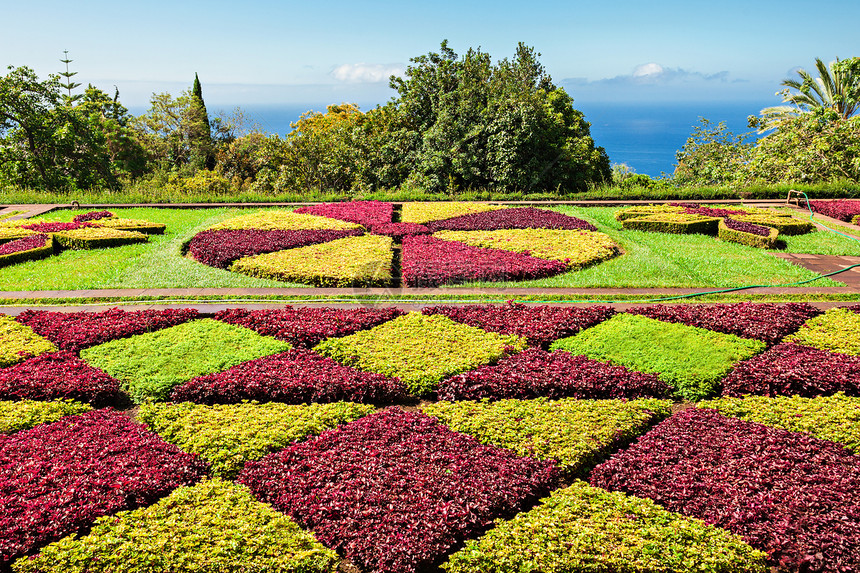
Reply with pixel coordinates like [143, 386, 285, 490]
[331, 63, 406, 83]
[632, 63, 665, 77]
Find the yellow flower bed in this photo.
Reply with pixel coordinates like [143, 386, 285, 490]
[0, 315, 57, 367]
[400, 202, 507, 224]
[0, 222, 36, 242]
[209, 210, 362, 231]
[51, 227, 148, 250]
[94, 218, 166, 235]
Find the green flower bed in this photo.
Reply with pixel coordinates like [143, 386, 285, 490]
[13, 478, 339, 573]
[0, 399, 91, 434]
[139, 401, 374, 478]
[443, 481, 768, 573]
[232, 234, 393, 286]
[315, 312, 527, 396]
[787, 307, 860, 355]
[51, 227, 149, 249]
[550, 314, 766, 401]
[0, 315, 57, 367]
[422, 398, 671, 475]
[400, 202, 506, 224]
[620, 213, 722, 235]
[80, 319, 291, 403]
[209, 210, 361, 231]
[718, 219, 779, 249]
[698, 393, 860, 451]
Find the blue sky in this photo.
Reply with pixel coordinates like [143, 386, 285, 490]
[4, 0, 859, 109]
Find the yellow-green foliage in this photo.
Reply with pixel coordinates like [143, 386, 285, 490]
[315, 312, 528, 396]
[787, 307, 860, 355]
[433, 229, 619, 268]
[0, 222, 35, 242]
[443, 481, 768, 573]
[95, 218, 166, 235]
[422, 398, 671, 474]
[0, 315, 57, 367]
[209, 210, 361, 231]
[697, 393, 860, 451]
[620, 213, 721, 235]
[13, 479, 340, 573]
[733, 213, 814, 235]
[139, 401, 374, 478]
[718, 219, 779, 249]
[852, 215, 860, 226]
[400, 202, 507, 224]
[52, 227, 148, 249]
[232, 234, 393, 286]
[0, 399, 91, 434]
[614, 204, 685, 221]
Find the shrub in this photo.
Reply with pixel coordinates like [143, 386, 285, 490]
[550, 314, 766, 401]
[810, 199, 860, 222]
[208, 209, 361, 231]
[422, 397, 671, 475]
[444, 481, 768, 573]
[139, 401, 374, 478]
[237, 408, 559, 573]
[314, 312, 528, 395]
[589, 408, 860, 573]
[0, 315, 57, 368]
[0, 409, 208, 567]
[0, 399, 91, 434]
[718, 219, 780, 249]
[91, 217, 166, 234]
[12, 479, 339, 573]
[426, 206, 597, 232]
[620, 213, 722, 235]
[787, 307, 860, 355]
[294, 200, 393, 228]
[51, 227, 148, 249]
[0, 234, 53, 267]
[400, 202, 507, 224]
[72, 210, 114, 222]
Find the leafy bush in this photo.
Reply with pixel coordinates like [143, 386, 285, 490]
[0, 234, 53, 267]
[13, 479, 339, 573]
[810, 199, 860, 222]
[294, 200, 393, 227]
[787, 307, 860, 355]
[208, 209, 361, 231]
[444, 481, 768, 573]
[139, 401, 374, 478]
[589, 408, 860, 573]
[237, 408, 559, 573]
[400, 202, 506, 224]
[426, 206, 597, 232]
[0, 399, 91, 434]
[314, 312, 528, 395]
[0, 315, 57, 368]
[550, 314, 766, 401]
[718, 218, 779, 249]
[51, 227, 148, 249]
[733, 213, 814, 235]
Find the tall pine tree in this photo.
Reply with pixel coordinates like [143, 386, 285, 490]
[58, 50, 82, 104]
[190, 72, 214, 169]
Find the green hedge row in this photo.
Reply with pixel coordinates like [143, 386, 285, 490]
[734, 213, 814, 235]
[0, 399, 91, 434]
[0, 235, 54, 267]
[51, 227, 148, 250]
[95, 217, 166, 235]
[717, 219, 779, 249]
[621, 213, 722, 235]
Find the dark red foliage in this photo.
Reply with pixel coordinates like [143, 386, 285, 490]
[847, 304, 860, 314]
[0, 409, 208, 566]
[294, 201, 393, 228]
[401, 235, 567, 287]
[673, 204, 748, 218]
[426, 207, 597, 232]
[422, 302, 615, 347]
[721, 342, 860, 397]
[0, 234, 48, 255]
[187, 228, 362, 269]
[589, 408, 860, 573]
[723, 217, 771, 236]
[16, 308, 200, 353]
[626, 302, 821, 346]
[73, 210, 114, 223]
[238, 408, 558, 573]
[0, 351, 127, 407]
[213, 306, 405, 347]
[171, 348, 407, 405]
[809, 200, 860, 222]
[437, 347, 670, 401]
[370, 222, 431, 239]
[20, 221, 90, 232]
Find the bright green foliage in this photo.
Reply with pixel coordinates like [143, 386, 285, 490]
[698, 393, 860, 451]
[209, 209, 360, 231]
[315, 312, 528, 396]
[0, 399, 91, 434]
[760, 57, 860, 122]
[80, 319, 290, 403]
[13, 478, 340, 573]
[232, 234, 393, 286]
[0, 315, 57, 367]
[422, 398, 671, 475]
[673, 118, 754, 186]
[787, 307, 860, 355]
[400, 202, 507, 224]
[52, 227, 148, 249]
[550, 314, 766, 401]
[139, 401, 374, 478]
[443, 481, 768, 573]
[131, 89, 214, 171]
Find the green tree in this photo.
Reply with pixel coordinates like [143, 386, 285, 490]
[673, 118, 754, 185]
[58, 50, 82, 104]
[191, 73, 214, 169]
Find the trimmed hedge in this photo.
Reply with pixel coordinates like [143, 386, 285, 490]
[400, 202, 506, 224]
[209, 209, 361, 231]
[621, 213, 722, 235]
[444, 481, 768, 573]
[614, 204, 685, 221]
[0, 399, 91, 434]
[139, 401, 374, 478]
[426, 206, 597, 232]
[294, 200, 393, 228]
[0, 315, 57, 368]
[51, 227, 148, 249]
[12, 479, 339, 573]
[733, 213, 814, 235]
[718, 218, 779, 248]
[787, 307, 860, 355]
[91, 217, 166, 234]
[0, 234, 53, 267]
[314, 312, 528, 396]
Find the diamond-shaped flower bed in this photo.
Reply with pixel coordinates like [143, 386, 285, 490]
[294, 200, 394, 227]
[314, 312, 528, 396]
[208, 209, 362, 231]
[0, 399, 91, 435]
[0, 315, 57, 368]
[237, 408, 558, 573]
[79, 319, 290, 403]
[400, 202, 506, 224]
[550, 313, 766, 401]
[787, 307, 860, 355]
[426, 206, 597, 232]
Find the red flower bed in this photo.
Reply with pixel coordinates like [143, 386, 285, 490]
[0, 234, 48, 255]
[401, 235, 567, 287]
[589, 408, 860, 573]
[20, 222, 90, 233]
[626, 302, 821, 346]
[370, 222, 431, 239]
[437, 347, 671, 401]
[723, 217, 771, 236]
[422, 302, 615, 347]
[721, 342, 860, 397]
[426, 207, 597, 232]
[294, 201, 393, 228]
[672, 204, 748, 218]
[171, 348, 407, 405]
[0, 409, 207, 567]
[0, 351, 127, 407]
[187, 228, 362, 269]
[237, 408, 558, 573]
[809, 199, 860, 222]
[73, 210, 114, 223]
[213, 306, 405, 347]
[16, 308, 200, 352]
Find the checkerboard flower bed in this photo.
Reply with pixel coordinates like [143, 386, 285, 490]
[209, 209, 362, 231]
[444, 481, 768, 573]
[237, 408, 559, 573]
[0, 399, 91, 435]
[0, 315, 57, 368]
[0, 409, 208, 567]
[139, 401, 374, 478]
[423, 398, 671, 475]
[787, 307, 860, 355]
[809, 199, 860, 222]
[171, 348, 407, 405]
[370, 222, 431, 239]
[12, 479, 339, 573]
[426, 206, 597, 232]
[0, 234, 53, 267]
[400, 202, 506, 224]
[294, 200, 393, 228]
[589, 408, 860, 573]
